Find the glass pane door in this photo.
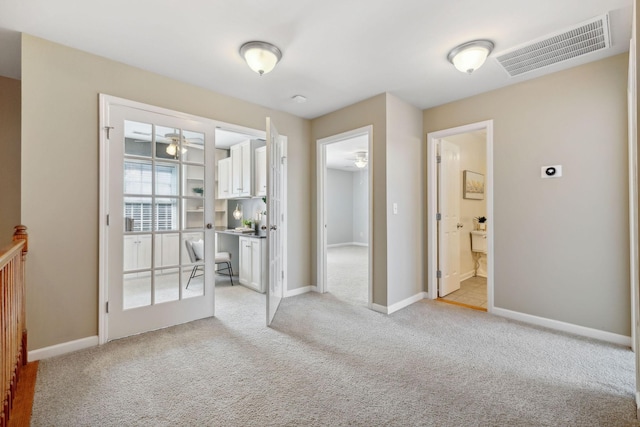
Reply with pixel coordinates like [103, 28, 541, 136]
[107, 102, 214, 341]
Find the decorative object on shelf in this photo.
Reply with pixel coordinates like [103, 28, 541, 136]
[239, 41, 282, 76]
[354, 152, 368, 169]
[474, 216, 487, 231]
[192, 187, 204, 196]
[463, 170, 485, 200]
[447, 40, 494, 74]
[243, 219, 254, 229]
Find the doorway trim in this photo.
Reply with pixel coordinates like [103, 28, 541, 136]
[316, 125, 373, 306]
[426, 120, 494, 310]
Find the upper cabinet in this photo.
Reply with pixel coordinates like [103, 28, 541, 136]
[225, 139, 265, 199]
[255, 146, 267, 197]
[217, 157, 232, 199]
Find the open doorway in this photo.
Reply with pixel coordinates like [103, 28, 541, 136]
[212, 123, 288, 324]
[427, 121, 494, 312]
[317, 126, 373, 306]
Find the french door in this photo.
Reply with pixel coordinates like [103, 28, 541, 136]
[266, 118, 284, 326]
[103, 98, 215, 341]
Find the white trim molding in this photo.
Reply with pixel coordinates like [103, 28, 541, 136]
[29, 336, 99, 362]
[371, 292, 428, 315]
[285, 285, 314, 298]
[492, 307, 631, 347]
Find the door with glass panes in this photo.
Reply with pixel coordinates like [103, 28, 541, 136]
[107, 103, 215, 341]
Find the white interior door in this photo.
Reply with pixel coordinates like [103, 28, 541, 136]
[106, 102, 215, 341]
[266, 117, 284, 326]
[438, 139, 462, 297]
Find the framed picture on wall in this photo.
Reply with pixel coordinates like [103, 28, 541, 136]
[463, 170, 484, 200]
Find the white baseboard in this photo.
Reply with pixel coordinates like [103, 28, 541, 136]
[492, 307, 632, 347]
[460, 270, 475, 281]
[285, 285, 313, 297]
[29, 335, 99, 361]
[327, 242, 369, 248]
[371, 292, 428, 315]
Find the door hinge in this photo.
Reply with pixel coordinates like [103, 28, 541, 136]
[436, 155, 441, 163]
[436, 213, 441, 221]
[104, 126, 114, 139]
[281, 270, 284, 279]
[106, 214, 110, 226]
[436, 270, 442, 279]
[281, 156, 286, 165]
[106, 301, 109, 313]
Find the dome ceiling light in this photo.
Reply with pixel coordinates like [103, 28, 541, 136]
[239, 41, 283, 76]
[447, 40, 494, 74]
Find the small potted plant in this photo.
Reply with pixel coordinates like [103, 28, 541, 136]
[192, 187, 204, 196]
[243, 219, 254, 230]
[475, 216, 487, 231]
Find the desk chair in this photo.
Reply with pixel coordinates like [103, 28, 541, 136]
[185, 240, 235, 288]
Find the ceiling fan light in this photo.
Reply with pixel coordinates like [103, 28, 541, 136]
[354, 152, 368, 168]
[447, 40, 494, 74]
[240, 41, 282, 76]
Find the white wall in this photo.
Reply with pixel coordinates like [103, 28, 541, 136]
[327, 168, 354, 245]
[443, 132, 487, 277]
[352, 170, 369, 245]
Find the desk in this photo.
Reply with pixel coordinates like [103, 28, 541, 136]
[216, 229, 267, 292]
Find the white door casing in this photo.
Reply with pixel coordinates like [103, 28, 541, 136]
[438, 139, 461, 297]
[427, 120, 494, 310]
[100, 95, 216, 342]
[316, 126, 373, 305]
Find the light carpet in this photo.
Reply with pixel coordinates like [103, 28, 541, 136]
[32, 284, 638, 426]
[327, 245, 368, 306]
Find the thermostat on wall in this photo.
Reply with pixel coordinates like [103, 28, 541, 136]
[541, 165, 562, 179]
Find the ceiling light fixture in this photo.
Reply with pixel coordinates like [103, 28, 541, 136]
[447, 40, 494, 74]
[291, 95, 307, 103]
[354, 152, 368, 169]
[239, 41, 282, 76]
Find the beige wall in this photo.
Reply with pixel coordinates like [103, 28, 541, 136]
[311, 94, 388, 305]
[0, 76, 21, 244]
[424, 54, 630, 335]
[21, 34, 311, 350]
[385, 94, 424, 306]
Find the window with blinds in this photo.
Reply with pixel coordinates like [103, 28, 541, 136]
[124, 161, 178, 231]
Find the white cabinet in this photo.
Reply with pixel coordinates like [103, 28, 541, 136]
[231, 141, 252, 198]
[229, 139, 265, 198]
[254, 146, 267, 197]
[217, 157, 232, 199]
[123, 234, 152, 271]
[154, 233, 180, 268]
[238, 236, 267, 293]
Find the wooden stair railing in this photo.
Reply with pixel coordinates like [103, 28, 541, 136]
[0, 226, 28, 427]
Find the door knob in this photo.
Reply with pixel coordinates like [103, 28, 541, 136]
[206, 223, 213, 229]
[270, 225, 278, 231]
[456, 223, 463, 229]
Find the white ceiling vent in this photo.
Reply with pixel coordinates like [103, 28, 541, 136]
[496, 14, 611, 77]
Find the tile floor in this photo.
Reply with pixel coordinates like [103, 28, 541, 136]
[440, 276, 487, 309]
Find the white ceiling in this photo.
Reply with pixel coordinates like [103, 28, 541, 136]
[0, 0, 633, 119]
[326, 135, 369, 171]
